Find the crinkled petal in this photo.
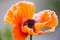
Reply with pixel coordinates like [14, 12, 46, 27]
[22, 26, 35, 35]
[34, 23, 45, 33]
[46, 10, 58, 27]
[4, 5, 17, 25]
[4, 10, 14, 25]
[16, 1, 35, 20]
[33, 10, 51, 23]
[33, 10, 58, 35]
[12, 25, 28, 40]
[4, 1, 35, 25]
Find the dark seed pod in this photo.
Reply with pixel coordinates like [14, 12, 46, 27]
[23, 19, 36, 28]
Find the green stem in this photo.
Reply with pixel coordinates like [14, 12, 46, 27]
[30, 35, 32, 40]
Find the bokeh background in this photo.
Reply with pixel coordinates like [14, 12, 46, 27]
[0, 0, 60, 40]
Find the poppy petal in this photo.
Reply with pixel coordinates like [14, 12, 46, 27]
[4, 10, 14, 25]
[4, 1, 35, 25]
[34, 23, 45, 33]
[10, 5, 17, 12]
[22, 26, 35, 35]
[16, 1, 35, 20]
[44, 10, 58, 33]
[38, 31, 45, 35]
[33, 10, 51, 23]
[33, 10, 58, 34]
[4, 5, 17, 25]
[12, 25, 28, 40]
[46, 10, 58, 27]
[13, 7, 23, 25]
[44, 27, 55, 33]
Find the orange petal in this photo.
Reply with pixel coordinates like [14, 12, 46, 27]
[35, 10, 58, 34]
[38, 31, 45, 35]
[34, 23, 45, 33]
[16, 1, 35, 20]
[22, 26, 29, 33]
[5, 1, 35, 25]
[4, 10, 13, 25]
[45, 10, 58, 28]
[34, 10, 58, 28]
[22, 26, 35, 35]
[12, 26, 28, 40]
[33, 10, 51, 23]
[10, 5, 17, 12]
[13, 7, 23, 25]
[44, 27, 55, 33]
[40, 10, 51, 22]
[4, 5, 17, 25]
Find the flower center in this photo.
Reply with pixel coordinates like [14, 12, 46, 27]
[23, 19, 36, 28]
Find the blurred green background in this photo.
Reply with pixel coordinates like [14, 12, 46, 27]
[0, 0, 60, 40]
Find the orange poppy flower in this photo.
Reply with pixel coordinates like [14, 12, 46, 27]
[4, 1, 58, 40]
